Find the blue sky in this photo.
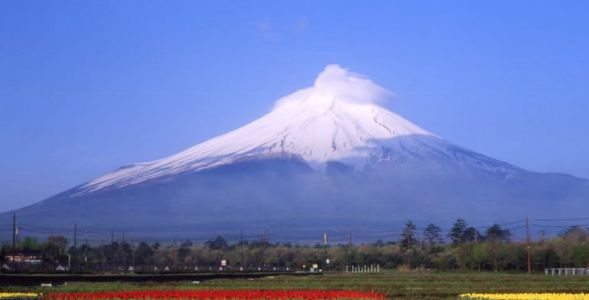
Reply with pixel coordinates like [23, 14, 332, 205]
[1, 0, 588, 211]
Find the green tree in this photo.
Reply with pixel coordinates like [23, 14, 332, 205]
[42, 235, 68, 271]
[401, 221, 417, 268]
[423, 223, 442, 250]
[177, 241, 193, 266]
[461, 227, 480, 243]
[470, 243, 487, 271]
[205, 236, 228, 250]
[570, 244, 589, 267]
[449, 218, 467, 245]
[21, 236, 40, 250]
[485, 224, 511, 243]
[135, 242, 154, 267]
[401, 221, 417, 250]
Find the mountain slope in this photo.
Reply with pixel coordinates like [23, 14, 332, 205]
[5, 65, 589, 239]
[78, 65, 518, 195]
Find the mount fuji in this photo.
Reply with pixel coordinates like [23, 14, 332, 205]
[6, 65, 589, 240]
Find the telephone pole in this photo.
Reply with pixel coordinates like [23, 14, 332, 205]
[83, 230, 88, 272]
[526, 217, 532, 274]
[347, 231, 353, 268]
[323, 233, 329, 270]
[240, 231, 245, 269]
[73, 224, 78, 248]
[12, 213, 17, 272]
[110, 230, 115, 272]
[72, 224, 78, 273]
[348, 232, 352, 247]
[407, 231, 412, 268]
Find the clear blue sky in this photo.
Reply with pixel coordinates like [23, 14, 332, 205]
[1, 1, 588, 211]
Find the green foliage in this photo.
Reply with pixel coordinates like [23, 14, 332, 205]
[449, 218, 467, 245]
[485, 224, 511, 242]
[570, 244, 589, 267]
[135, 242, 154, 265]
[20, 236, 40, 250]
[205, 236, 229, 250]
[424, 223, 443, 250]
[401, 221, 417, 250]
[7, 222, 589, 274]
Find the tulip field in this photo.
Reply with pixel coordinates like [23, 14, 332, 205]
[460, 293, 589, 300]
[43, 290, 385, 299]
[0, 290, 385, 300]
[0, 292, 39, 299]
[4, 272, 589, 299]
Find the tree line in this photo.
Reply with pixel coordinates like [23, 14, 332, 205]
[2, 219, 589, 273]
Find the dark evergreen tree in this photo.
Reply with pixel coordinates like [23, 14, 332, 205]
[423, 223, 442, 249]
[449, 218, 467, 245]
[461, 227, 480, 243]
[485, 224, 511, 242]
[401, 221, 417, 250]
[205, 236, 229, 250]
[135, 242, 154, 267]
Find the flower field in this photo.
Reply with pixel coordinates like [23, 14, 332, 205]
[460, 293, 589, 300]
[6, 272, 589, 299]
[43, 290, 385, 300]
[0, 292, 39, 299]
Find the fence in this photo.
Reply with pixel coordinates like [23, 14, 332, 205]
[345, 264, 380, 273]
[545, 268, 589, 276]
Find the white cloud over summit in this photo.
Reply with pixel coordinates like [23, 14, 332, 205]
[274, 64, 394, 109]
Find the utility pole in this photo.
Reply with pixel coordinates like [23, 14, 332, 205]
[72, 224, 77, 273]
[540, 229, 546, 271]
[130, 241, 136, 272]
[73, 224, 78, 248]
[110, 230, 115, 272]
[348, 232, 352, 248]
[475, 230, 478, 244]
[526, 217, 532, 274]
[121, 231, 127, 270]
[12, 213, 17, 272]
[83, 230, 88, 272]
[240, 231, 245, 270]
[323, 233, 329, 270]
[100, 240, 105, 272]
[407, 231, 412, 268]
[348, 231, 353, 268]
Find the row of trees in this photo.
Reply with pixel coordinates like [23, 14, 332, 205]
[2, 219, 589, 273]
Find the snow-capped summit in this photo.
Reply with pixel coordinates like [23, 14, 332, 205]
[79, 65, 512, 194]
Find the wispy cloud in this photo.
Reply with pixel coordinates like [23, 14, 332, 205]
[253, 18, 278, 41]
[252, 17, 310, 41]
[291, 17, 309, 32]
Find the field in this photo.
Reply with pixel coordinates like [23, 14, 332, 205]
[3, 272, 589, 299]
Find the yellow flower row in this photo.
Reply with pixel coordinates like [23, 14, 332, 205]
[0, 292, 39, 299]
[460, 293, 589, 300]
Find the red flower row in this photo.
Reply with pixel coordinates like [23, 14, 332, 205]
[44, 289, 386, 299]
